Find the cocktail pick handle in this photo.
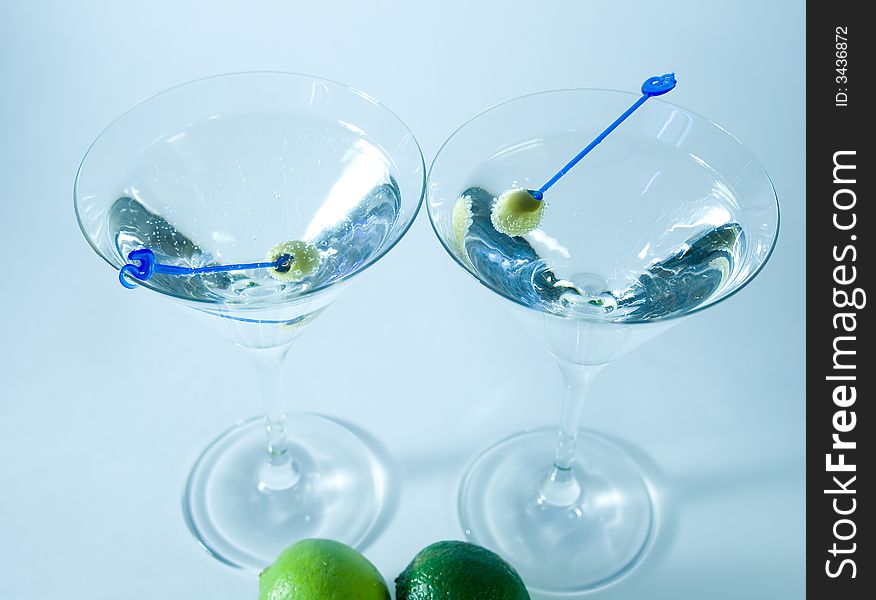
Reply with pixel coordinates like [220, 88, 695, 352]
[119, 249, 157, 288]
[118, 248, 294, 289]
[640, 73, 678, 97]
[530, 73, 677, 200]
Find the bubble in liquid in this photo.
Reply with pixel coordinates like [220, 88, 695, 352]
[556, 271, 619, 316]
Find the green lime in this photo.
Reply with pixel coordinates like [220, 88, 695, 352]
[396, 540, 530, 600]
[259, 539, 390, 600]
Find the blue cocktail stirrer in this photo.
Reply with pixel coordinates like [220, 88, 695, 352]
[118, 247, 294, 289]
[527, 73, 677, 201]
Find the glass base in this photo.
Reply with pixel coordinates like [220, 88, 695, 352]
[183, 414, 388, 571]
[459, 428, 655, 593]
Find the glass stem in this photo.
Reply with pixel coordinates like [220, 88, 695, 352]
[538, 360, 605, 507]
[251, 343, 301, 492]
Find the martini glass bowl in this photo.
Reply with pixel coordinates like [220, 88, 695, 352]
[427, 89, 778, 593]
[74, 72, 424, 570]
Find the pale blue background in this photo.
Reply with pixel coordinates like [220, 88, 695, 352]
[0, 1, 804, 598]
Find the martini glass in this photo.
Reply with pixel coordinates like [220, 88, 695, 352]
[74, 72, 424, 570]
[427, 89, 779, 593]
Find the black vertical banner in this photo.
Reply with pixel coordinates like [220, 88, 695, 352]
[807, 2, 871, 598]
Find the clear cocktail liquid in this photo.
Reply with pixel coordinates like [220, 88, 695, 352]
[458, 132, 747, 322]
[107, 115, 401, 305]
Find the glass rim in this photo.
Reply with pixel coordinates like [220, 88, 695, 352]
[73, 70, 426, 308]
[426, 86, 781, 325]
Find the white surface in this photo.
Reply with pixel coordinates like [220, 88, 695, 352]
[0, 1, 804, 598]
